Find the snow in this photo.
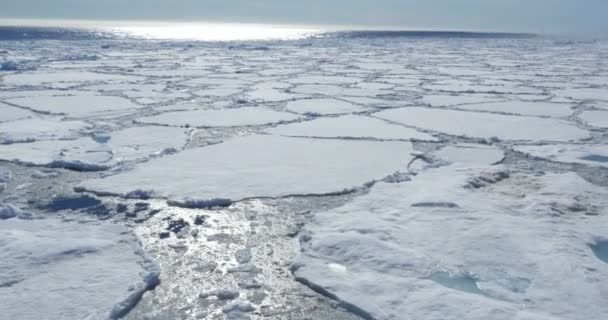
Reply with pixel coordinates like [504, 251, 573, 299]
[455, 101, 574, 117]
[375, 107, 590, 142]
[433, 144, 505, 165]
[2, 71, 142, 87]
[6, 94, 140, 117]
[266, 114, 438, 141]
[419, 94, 503, 107]
[294, 164, 608, 320]
[0, 215, 160, 320]
[285, 98, 367, 115]
[579, 110, 608, 128]
[0, 117, 91, 144]
[0, 126, 188, 170]
[78, 135, 414, 206]
[0, 103, 33, 122]
[136, 107, 300, 127]
[555, 88, 608, 102]
[514, 144, 608, 168]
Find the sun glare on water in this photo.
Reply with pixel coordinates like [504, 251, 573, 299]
[110, 22, 322, 41]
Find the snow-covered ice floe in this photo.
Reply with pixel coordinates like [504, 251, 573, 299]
[0, 102, 33, 122]
[78, 135, 414, 206]
[293, 164, 608, 320]
[6, 94, 140, 117]
[0, 126, 189, 170]
[454, 101, 574, 117]
[579, 110, 608, 128]
[136, 107, 300, 127]
[266, 114, 438, 141]
[433, 144, 505, 165]
[514, 144, 608, 168]
[0, 117, 91, 144]
[375, 107, 589, 141]
[285, 98, 368, 115]
[0, 212, 160, 320]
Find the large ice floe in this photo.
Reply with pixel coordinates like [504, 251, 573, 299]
[136, 107, 300, 127]
[0, 126, 189, 170]
[514, 144, 608, 168]
[266, 115, 438, 141]
[284, 98, 368, 115]
[293, 163, 608, 320]
[0, 212, 160, 320]
[78, 134, 413, 206]
[5, 94, 140, 117]
[0, 117, 91, 144]
[375, 107, 589, 141]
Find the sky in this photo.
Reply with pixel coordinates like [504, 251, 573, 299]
[1, 0, 607, 34]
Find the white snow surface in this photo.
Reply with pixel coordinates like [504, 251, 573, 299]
[6, 94, 140, 117]
[455, 101, 574, 117]
[0, 126, 188, 170]
[579, 110, 608, 128]
[0, 117, 91, 144]
[294, 164, 608, 320]
[285, 99, 367, 115]
[0, 215, 160, 320]
[266, 115, 438, 141]
[514, 144, 608, 168]
[375, 107, 589, 141]
[136, 107, 300, 127]
[0, 103, 33, 122]
[79, 135, 413, 205]
[433, 144, 505, 165]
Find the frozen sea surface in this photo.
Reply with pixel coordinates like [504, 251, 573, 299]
[0, 29, 607, 320]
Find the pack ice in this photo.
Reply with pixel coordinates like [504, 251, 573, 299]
[293, 163, 608, 320]
[78, 135, 414, 206]
[0, 214, 160, 320]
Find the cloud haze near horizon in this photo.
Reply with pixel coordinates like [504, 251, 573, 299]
[1, 0, 607, 34]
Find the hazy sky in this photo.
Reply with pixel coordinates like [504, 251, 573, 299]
[1, 0, 608, 34]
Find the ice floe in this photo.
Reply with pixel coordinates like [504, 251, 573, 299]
[285, 98, 367, 115]
[136, 107, 300, 127]
[579, 110, 608, 128]
[294, 165, 608, 320]
[555, 88, 608, 102]
[455, 101, 574, 117]
[0, 103, 33, 122]
[5, 94, 140, 117]
[0, 117, 91, 144]
[433, 144, 505, 165]
[0, 126, 188, 170]
[514, 144, 608, 168]
[0, 214, 159, 320]
[375, 107, 590, 141]
[266, 115, 438, 141]
[78, 135, 414, 206]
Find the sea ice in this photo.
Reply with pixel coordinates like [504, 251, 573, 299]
[6, 94, 140, 117]
[266, 115, 438, 141]
[2, 71, 142, 87]
[375, 107, 589, 141]
[579, 110, 608, 128]
[78, 135, 414, 206]
[285, 98, 367, 115]
[514, 144, 608, 168]
[136, 107, 300, 127]
[455, 101, 574, 117]
[0, 117, 91, 144]
[294, 165, 608, 320]
[0, 215, 159, 320]
[555, 88, 608, 102]
[0, 102, 33, 122]
[0, 126, 188, 170]
[433, 144, 505, 165]
[419, 94, 503, 107]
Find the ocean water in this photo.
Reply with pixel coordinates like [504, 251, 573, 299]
[0, 21, 533, 42]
